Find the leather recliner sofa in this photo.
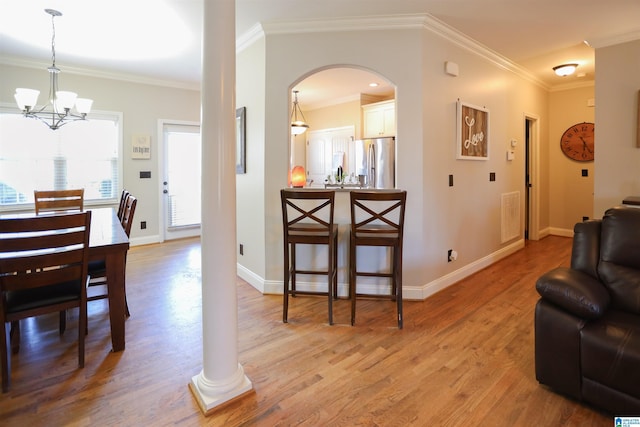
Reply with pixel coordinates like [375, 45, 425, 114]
[535, 206, 640, 415]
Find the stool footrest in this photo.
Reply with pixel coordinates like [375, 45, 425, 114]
[293, 269, 335, 276]
[355, 272, 393, 278]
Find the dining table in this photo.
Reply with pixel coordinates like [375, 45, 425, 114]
[1, 207, 129, 352]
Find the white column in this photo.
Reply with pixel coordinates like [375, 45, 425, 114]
[189, 0, 252, 414]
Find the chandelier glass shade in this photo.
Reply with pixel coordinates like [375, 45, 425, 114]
[290, 90, 309, 135]
[14, 9, 93, 130]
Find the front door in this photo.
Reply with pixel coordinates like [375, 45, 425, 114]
[161, 121, 201, 240]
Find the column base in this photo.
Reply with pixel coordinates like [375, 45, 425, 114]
[189, 367, 253, 416]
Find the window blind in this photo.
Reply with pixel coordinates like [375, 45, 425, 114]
[0, 109, 122, 207]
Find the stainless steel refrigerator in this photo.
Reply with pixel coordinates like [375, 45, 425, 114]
[354, 137, 395, 189]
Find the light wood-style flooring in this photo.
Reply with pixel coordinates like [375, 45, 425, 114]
[0, 236, 612, 426]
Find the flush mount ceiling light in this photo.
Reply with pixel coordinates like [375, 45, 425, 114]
[290, 90, 309, 135]
[14, 9, 93, 130]
[553, 63, 578, 77]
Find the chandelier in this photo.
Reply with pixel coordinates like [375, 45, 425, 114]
[14, 9, 93, 131]
[290, 90, 309, 135]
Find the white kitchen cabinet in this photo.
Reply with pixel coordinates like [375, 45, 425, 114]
[362, 100, 395, 138]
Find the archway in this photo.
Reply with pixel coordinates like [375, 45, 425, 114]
[288, 66, 397, 187]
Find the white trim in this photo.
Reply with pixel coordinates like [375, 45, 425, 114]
[254, 239, 525, 301]
[0, 56, 200, 91]
[549, 227, 574, 238]
[587, 30, 640, 49]
[237, 263, 265, 293]
[412, 239, 525, 300]
[257, 13, 547, 90]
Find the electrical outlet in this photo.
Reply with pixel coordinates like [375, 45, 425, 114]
[449, 174, 454, 187]
[448, 249, 452, 262]
[140, 221, 146, 229]
[239, 244, 244, 255]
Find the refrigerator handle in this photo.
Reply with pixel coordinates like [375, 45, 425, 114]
[368, 143, 376, 188]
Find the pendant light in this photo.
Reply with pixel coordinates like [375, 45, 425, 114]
[290, 90, 309, 135]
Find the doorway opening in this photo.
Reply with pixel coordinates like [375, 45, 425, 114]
[524, 114, 540, 240]
[159, 120, 201, 241]
[287, 66, 397, 181]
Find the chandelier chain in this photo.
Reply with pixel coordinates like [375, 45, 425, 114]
[50, 12, 56, 67]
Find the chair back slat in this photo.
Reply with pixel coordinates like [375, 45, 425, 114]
[0, 212, 91, 293]
[34, 189, 84, 214]
[350, 190, 407, 241]
[281, 189, 335, 235]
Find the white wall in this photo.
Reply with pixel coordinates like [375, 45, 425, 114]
[0, 63, 200, 244]
[594, 39, 640, 215]
[245, 18, 550, 299]
[236, 38, 268, 287]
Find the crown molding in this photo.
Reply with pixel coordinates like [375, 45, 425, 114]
[418, 14, 547, 89]
[255, 13, 548, 90]
[587, 30, 640, 49]
[237, 23, 266, 53]
[0, 56, 200, 91]
[261, 14, 426, 34]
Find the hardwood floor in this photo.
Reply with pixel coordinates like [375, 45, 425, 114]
[0, 236, 613, 426]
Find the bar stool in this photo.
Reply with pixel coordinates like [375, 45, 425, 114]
[281, 189, 338, 325]
[349, 190, 407, 328]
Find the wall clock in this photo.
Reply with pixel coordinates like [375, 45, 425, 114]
[560, 122, 594, 162]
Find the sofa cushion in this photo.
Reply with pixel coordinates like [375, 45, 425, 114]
[581, 310, 640, 400]
[598, 206, 640, 314]
[536, 267, 610, 319]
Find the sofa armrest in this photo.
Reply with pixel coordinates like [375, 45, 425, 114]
[536, 267, 610, 319]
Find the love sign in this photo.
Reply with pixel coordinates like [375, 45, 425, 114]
[457, 100, 489, 160]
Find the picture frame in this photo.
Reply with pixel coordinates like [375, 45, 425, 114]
[236, 106, 246, 174]
[456, 100, 489, 160]
[131, 134, 151, 159]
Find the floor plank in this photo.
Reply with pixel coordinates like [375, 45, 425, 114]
[0, 236, 613, 426]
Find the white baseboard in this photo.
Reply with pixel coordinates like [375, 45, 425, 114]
[238, 239, 526, 301]
[130, 234, 162, 247]
[408, 239, 525, 300]
[548, 227, 573, 237]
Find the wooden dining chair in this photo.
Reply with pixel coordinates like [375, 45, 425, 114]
[0, 211, 91, 393]
[34, 189, 84, 214]
[281, 189, 338, 325]
[87, 194, 137, 316]
[349, 190, 407, 328]
[117, 189, 130, 221]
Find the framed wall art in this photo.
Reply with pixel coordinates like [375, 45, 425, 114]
[132, 134, 151, 159]
[236, 106, 246, 174]
[457, 100, 489, 160]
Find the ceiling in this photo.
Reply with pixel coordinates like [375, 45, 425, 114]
[2, 0, 639, 110]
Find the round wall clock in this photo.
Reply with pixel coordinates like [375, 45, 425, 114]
[560, 122, 594, 162]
